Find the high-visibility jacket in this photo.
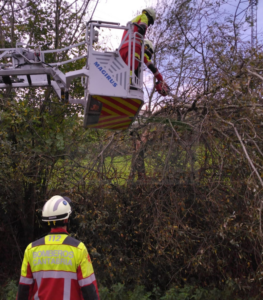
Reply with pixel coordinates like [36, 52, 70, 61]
[121, 13, 149, 45]
[17, 228, 100, 300]
[144, 49, 163, 82]
[120, 13, 149, 71]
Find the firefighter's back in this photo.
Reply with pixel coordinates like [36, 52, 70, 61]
[23, 232, 91, 300]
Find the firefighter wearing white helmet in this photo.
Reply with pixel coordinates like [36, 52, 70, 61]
[17, 195, 100, 300]
[120, 8, 156, 74]
[144, 39, 154, 53]
[142, 8, 156, 25]
[42, 195, 72, 222]
[143, 40, 170, 96]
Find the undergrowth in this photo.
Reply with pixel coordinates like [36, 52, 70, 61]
[1, 280, 260, 299]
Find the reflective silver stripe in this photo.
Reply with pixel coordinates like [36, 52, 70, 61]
[33, 270, 77, 280]
[53, 198, 64, 211]
[34, 291, 39, 300]
[33, 270, 77, 300]
[64, 278, 71, 299]
[20, 276, 34, 284]
[78, 273, 96, 287]
[138, 22, 147, 27]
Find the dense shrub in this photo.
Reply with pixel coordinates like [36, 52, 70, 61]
[1, 280, 259, 300]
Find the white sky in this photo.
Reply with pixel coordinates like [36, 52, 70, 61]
[89, 0, 156, 49]
[90, 0, 263, 43]
[90, 0, 154, 26]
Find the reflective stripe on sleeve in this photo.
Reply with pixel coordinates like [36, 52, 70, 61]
[138, 22, 147, 27]
[19, 276, 34, 285]
[145, 61, 151, 67]
[78, 273, 96, 287]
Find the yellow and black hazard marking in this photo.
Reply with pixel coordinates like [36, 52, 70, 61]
[86, 95, 143, 130]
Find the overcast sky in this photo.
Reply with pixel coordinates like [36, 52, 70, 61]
[90, 0, 263, 44]
[220, 0, 263, 42]
[257, 0, 263, 33]
[88, 0, 262, 104]
[90, 0, 152, 25]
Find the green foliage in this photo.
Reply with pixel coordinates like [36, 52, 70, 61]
[2, 0, 263, 298]
[99, 284, 155, 300]
[99, 283, 258, 300]
[0, 280, 259, 300]
[2, 280, 18, 300]
[160, 285, 233, 300]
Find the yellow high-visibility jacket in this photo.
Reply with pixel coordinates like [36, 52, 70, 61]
[144, 50, 163, 82]
[121, 13, 149, 48]
[17, 228, 100, 300]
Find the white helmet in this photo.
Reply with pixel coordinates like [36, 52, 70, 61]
[42, 195, 72, 222]
[143, 8, 156, 23]
[144, 40, 154, 53]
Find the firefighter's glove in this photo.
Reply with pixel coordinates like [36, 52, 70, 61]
[155, 81, 170, 96]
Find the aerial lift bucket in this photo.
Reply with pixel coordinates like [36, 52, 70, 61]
[84, 95, 143, 130]
[0, 20, 144, 131]
[83, 20, 144, 130]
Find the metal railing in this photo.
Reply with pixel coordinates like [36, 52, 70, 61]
[87, 20, 144, 91]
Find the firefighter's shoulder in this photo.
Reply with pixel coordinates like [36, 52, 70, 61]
[25, 236, 46, 251]
[26, 235, 86, 250]
[62, 235, 86, 250]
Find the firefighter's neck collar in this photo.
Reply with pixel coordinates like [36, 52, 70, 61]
[50, 227, 68, 234]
